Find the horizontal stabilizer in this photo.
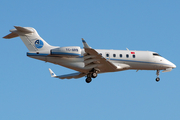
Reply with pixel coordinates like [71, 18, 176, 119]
[3, 32, 19, 39]
[3, 26, 34, 39]
[14, 26, 33, 33]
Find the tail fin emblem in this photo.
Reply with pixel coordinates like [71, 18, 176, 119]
[35, 40, 44, 49]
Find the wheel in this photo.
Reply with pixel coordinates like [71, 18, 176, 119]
[156, 77, 160, 82]
[86, 77, 92, 83]
[91, 72, 97, 78]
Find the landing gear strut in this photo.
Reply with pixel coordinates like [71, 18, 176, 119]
[156, 70, 160, 82]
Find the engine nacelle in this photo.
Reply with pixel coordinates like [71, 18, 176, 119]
[51, 46, 81, 57]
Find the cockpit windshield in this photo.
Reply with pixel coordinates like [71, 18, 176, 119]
[153, 53, 161, 56]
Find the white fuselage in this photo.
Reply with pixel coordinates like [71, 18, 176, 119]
[28, 48, 176, 73]
[4, 26, 176, 81]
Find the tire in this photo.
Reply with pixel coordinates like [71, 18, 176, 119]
[91, 72, 97, 78]
[156, 77, 160, 82]
[86, 77, 92, 83]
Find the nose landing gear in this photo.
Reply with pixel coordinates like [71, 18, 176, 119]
[156, 70, 160, 82]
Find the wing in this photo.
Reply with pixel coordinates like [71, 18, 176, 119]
[48, 68, 86, 79]
[82, 39, 130, 73]
[48, 39, 130, 80]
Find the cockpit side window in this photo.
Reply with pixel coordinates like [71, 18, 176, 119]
[153, 53, 161, 56]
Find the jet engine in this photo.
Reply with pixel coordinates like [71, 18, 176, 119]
[50, 46, 81, 57]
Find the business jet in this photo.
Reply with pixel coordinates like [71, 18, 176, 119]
[3, 26, 176, 83]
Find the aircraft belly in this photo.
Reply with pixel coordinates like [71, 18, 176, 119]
[28, 56, 86, 72]
[28, 55, 167, 73]
[111, 60, 166, 70]
[127, 62, 166, 70]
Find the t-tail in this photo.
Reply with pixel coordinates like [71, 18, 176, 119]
[3, 26, 56, 53]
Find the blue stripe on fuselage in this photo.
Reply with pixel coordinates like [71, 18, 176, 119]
[110, 58, 170, 66]
[27, 53, 171, 66]
[27, 52, 82, 57]
[27, 53, 49, 56]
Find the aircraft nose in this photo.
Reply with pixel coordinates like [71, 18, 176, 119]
[170, 62, 176, 69]
[172, 63, 176, 69]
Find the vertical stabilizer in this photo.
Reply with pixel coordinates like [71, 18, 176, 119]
[3, 26, 54, 52]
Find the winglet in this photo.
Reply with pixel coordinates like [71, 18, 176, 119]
[48, 68, 57, 77]
[82, 38, 91, 48]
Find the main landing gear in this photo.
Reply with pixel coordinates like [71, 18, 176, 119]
[85, 71, 98, 83]
[156, 70, 160, 82]
[86, 76, 92, 83]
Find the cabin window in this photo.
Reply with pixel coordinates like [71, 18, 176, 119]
[133, 55, 135, 58]
[119, 54, 122, 58]
[126, 54, 129, 58]
[106, 54, 109, 57]
[113, 54, 116, 57]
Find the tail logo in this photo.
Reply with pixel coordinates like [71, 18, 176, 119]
[35, 40, 44, 49]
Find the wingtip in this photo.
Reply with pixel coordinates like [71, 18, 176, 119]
[48, 68, 57, 77]
[82, 38, 86, 43]
[82, 38, 91, 48]
[14, 26, 19, 28]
